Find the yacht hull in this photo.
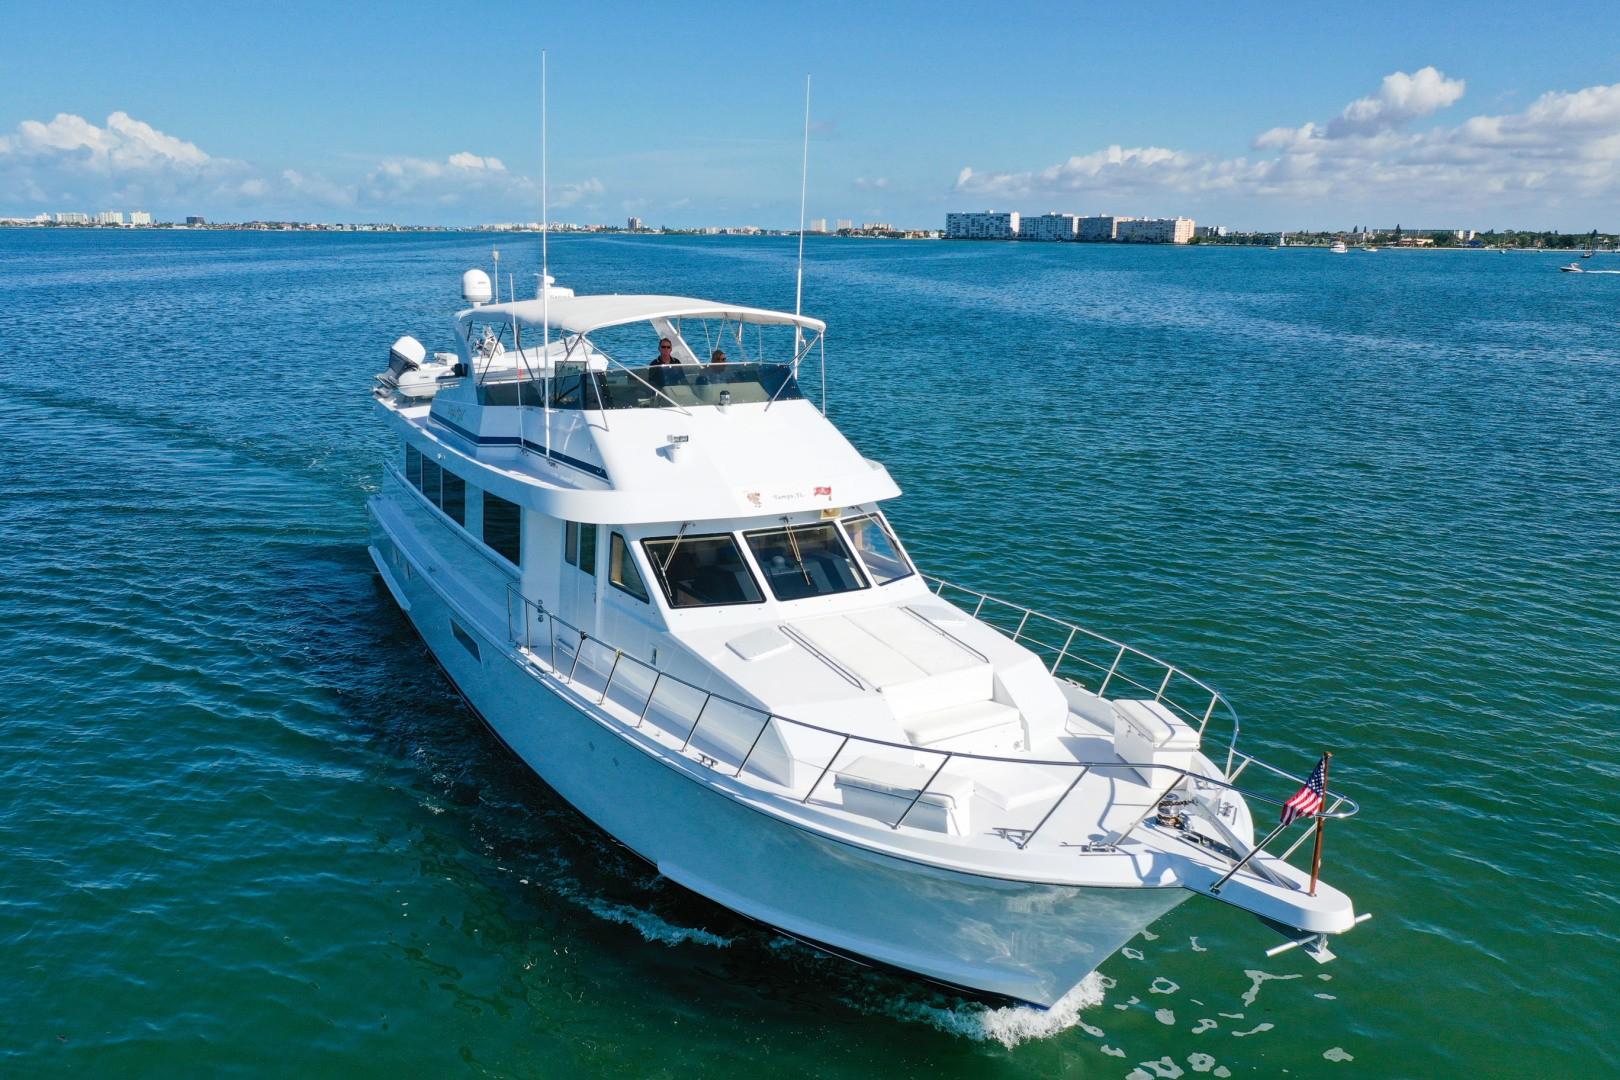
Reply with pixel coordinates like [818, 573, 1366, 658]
[371, 511, 1188, 1007]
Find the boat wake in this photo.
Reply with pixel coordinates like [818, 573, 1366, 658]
[859, 974, 1110, 1049]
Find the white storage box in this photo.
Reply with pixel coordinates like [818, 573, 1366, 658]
[1111, 699, 1202, 785]
[833, 755, 973, 835]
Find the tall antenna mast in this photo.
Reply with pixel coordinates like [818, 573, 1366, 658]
[793, 75, 811, 355]
[541, 49, 552, 462]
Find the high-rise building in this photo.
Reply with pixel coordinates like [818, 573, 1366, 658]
[1115, 217, 1196, 244]
[56, 212, 89, 224]
[809, 218, 827, 233]
[1018, 213, 1077, 241]
[1194, 225, 1227, 239]
[186, 216, 207, 226]
[1077, 215, 1124, 242]
[627, 216, 643, 231]
[130, 211, 152, 226]
[96, 210, 125, 225]
[944, 211, 1020, 240]
[835, 218, 853, 231]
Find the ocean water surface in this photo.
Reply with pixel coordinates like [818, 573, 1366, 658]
[1, 229, 1616, 1077]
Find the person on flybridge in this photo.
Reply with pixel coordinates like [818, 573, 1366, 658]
[710, 349, 728, 366]
[650, 338, 677, 367]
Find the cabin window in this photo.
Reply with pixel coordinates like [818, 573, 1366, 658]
[484, 494, 522, 567]
[440, 471, 466, 526]
[420, 459, 442, 505]
[450, 619, 481, 661]
[405, 444, 423, 488]
[609, 532, 649, 602]
[564, 521, 597, 574]
[578, 523, 598, 576]
[841, 513, 913, 585]
[641, 533, 764, 609]
[743, 523, 867, 601]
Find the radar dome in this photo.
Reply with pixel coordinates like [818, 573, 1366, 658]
[461, 268, 493, 305]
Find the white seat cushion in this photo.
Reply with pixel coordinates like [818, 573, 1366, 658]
[833, 754, 973, 808]
[900, 700, 1021, 748]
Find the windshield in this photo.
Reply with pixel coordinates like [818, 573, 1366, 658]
[744, 523, 867, 601]
[842, 513, 913, 585]
[475, 361, 802, 410]
[641, 533, 764, 608]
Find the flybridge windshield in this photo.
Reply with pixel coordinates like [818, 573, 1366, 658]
[476, 362, 802, 409]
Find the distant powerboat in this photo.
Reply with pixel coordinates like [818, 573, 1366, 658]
[1330, 240, 1348, 254]
[1560, 262, 1583, 272]
[1363, 246, 1378, 253]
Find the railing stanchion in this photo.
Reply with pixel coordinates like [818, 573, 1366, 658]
[736, 713, 773, 778]
[1018, 767, 1088, 849]
[1013, 610, 1030, 643]
[636, 672, 662, 729]
[802, 735, 850, 804]
[972, 596, 987, 618]
[1200, 693, 1218, 734]
[1154, 667, 1174, 702]
[566, 631, 586, 682]
[1107, 769, 1188, 847]
[1098, 646, 1126, 698]
[680, 693, 712, 751]
[893, 753, 952, 830]
[599, 650, 623, 705]
[1051, 627, 1076, 674]
[1210, 820, 1292, 895]
[548, 615, 557, 671]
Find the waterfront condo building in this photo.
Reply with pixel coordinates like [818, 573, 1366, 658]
[1077, 215, 1124, 242]
[1019, 213, 1078, 241]
[945, 211, 1021, 240]
[1116, 217, 1196, 244]
[55, 212, 89, 224]
[130, 211, 153, 226]
[95, 210, 124, 225]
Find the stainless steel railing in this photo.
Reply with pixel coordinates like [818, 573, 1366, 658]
[499, 582, 1358, 887]
[923, 576, 1243, 773]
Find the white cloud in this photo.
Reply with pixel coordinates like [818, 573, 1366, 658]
[0, 110, 217, 170]
[447, 151, 505, 171]
[853, 176, 890, 190]
[551, 177, 605, 208]
[955, 68, 1620, 219]
[1327, 66, 1466, 137]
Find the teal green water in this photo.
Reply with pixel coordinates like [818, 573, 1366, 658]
[2, 230, 1616, 1077]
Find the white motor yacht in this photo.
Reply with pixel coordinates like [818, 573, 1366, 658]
[1330, 240, 1349, 254]
[367, 271, 1364, 1007]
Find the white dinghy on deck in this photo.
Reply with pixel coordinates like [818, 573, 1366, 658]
[366, 270, 1364, 1008]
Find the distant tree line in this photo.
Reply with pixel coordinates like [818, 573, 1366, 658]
[1190, 227, 1615, 249]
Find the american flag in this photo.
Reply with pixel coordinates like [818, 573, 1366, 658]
[1280, 754, 1328, 826]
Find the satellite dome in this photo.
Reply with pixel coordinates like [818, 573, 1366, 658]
[461, 268, 493, 305]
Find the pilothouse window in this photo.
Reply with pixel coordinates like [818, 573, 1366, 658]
[842, 513, 913, 585]
[744, 523, 867, 601]
[641, 534, 764, 609]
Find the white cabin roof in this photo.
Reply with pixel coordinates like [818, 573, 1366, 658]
[456, 294, 826, 336]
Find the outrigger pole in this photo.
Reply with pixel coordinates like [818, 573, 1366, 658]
[541, 48, 551, 462]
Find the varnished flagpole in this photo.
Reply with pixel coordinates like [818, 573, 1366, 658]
[1308, 751, 1332, 897]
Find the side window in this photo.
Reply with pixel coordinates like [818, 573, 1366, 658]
[405, 444, 423, 488]
[421, 459, 442, 506]
[483, 494, 522, 566]
[441, 471, 466, 526]
[579, 523, 598, 576]
[609, 532, 648, 602]
[842, 513, 913, 585]
[564, 521, 579, 566]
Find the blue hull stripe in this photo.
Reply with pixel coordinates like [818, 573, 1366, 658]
[430, 414, 610, 481]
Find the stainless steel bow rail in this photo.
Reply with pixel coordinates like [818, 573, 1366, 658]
[501, 582, 1358, 887]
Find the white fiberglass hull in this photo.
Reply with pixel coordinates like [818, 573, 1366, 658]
[370, 511, 1186, 1007]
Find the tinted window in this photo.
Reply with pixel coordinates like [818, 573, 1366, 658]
[420, 459, 442, 505]
[642, 534, 764, 608]
[609, 532, 649, 602]
[564, 521, 579, 566]
[484, 494, 522, 566]
[405, 444, 422, 488]
[744, 523, 867, 601]
[842, 513, 912, 585]
[441, 471, 466, 525]
[578, 523, 598, 576]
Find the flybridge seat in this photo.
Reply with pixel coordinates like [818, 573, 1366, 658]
[1111, 699, 1202, 785]
[788, 608, 1027, 753]
[833, 755, 974, 835]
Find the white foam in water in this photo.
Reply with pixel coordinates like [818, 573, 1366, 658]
[1150, 976, 1180, 995]
[1155, 1008, 1176, 1026]
[883, 974, 1109, 1049]
[1231, 1021, 1274, 1038]
[1191, 1018, 1218, 1034]
[1240, 968, 1301, 1007]
[1187, 1052, 1216, 1073]
[1324, 1047, 1355, 1062]
[577, 894, 734, 948]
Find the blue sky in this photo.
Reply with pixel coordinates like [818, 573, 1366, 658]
[4, 1, 1619, 229]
